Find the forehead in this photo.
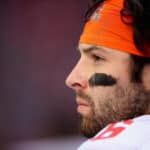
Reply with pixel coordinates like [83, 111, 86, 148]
[78, 43, 130, 59]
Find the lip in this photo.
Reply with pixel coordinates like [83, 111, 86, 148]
[76, 99, 91, 115]
[76, 99, 89, 106]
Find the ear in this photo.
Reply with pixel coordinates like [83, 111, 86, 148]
[142, 64, 150, 90]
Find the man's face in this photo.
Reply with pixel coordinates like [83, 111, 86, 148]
[65, 43, 149, 138]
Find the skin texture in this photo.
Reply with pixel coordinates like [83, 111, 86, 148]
[65, 43, 150, 138]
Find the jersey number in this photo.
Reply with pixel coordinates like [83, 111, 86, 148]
[92, 120, 133, 141]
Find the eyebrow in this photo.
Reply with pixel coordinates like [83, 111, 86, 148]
[77, 45, 109, 54]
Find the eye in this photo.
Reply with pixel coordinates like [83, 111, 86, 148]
[91, 54, 103, 62]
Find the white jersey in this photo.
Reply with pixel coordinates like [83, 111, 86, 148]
[78, 115, 150, 150]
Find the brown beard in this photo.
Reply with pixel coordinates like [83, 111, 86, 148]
[77, 84, 150, 138]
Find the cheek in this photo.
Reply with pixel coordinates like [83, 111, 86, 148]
[90, 86, 114, 106]
[107, 66, 131, 87]
[120, 77, 131, 87]
[93, 65, 130, 87]
[116, 71, 131, 87]
[141, 65, 150, 90]
[87, 64, 131, 103]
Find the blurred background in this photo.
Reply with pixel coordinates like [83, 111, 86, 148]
[0, 0, 87, 149]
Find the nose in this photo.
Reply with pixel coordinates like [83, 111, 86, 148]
[65, 61, 88, 91]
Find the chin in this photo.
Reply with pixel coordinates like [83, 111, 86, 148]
[79, 114, 102, 138]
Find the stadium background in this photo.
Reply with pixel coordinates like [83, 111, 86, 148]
[0, 0, 87, 149]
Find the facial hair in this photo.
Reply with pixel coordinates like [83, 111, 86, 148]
[77, 84, 150, 138]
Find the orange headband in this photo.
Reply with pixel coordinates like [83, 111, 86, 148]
[79, 0, 148, 57]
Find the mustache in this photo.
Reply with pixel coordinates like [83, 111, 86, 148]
[76, 90, 93, 104]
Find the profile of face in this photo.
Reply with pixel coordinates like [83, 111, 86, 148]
[65, 43, 150, 138]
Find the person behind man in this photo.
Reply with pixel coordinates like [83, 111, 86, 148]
[66, 0, 150, 149]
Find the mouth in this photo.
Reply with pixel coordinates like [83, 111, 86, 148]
[76, 99, 91, 116]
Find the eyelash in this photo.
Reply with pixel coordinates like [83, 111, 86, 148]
[91, 54, 104, 62]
